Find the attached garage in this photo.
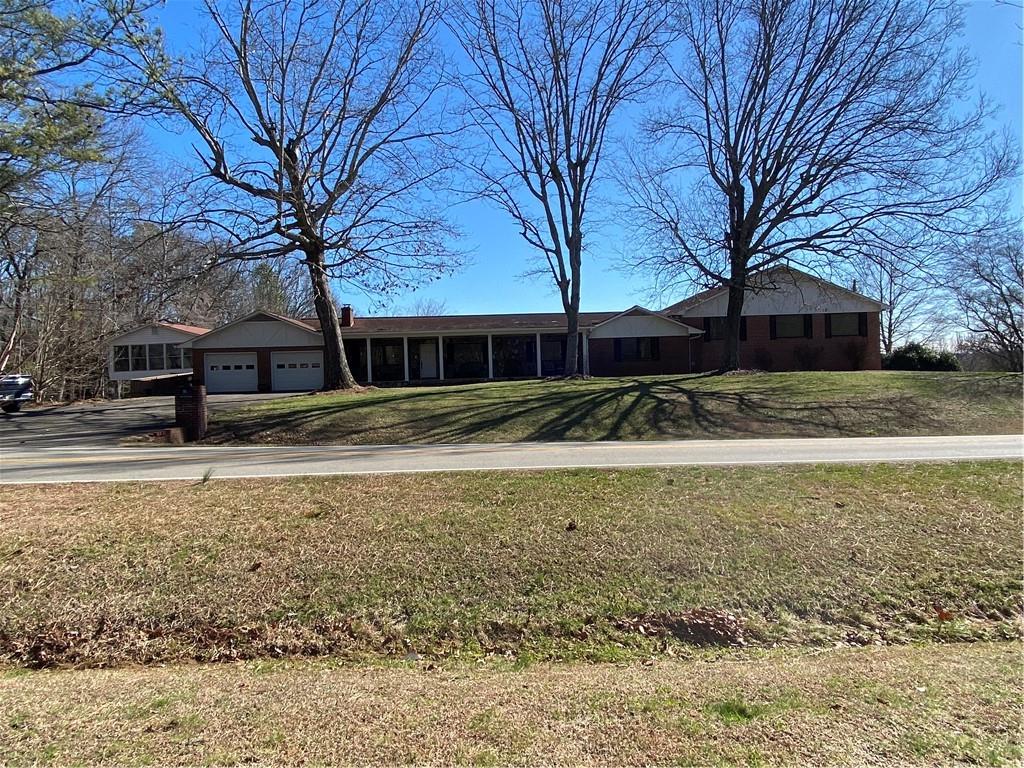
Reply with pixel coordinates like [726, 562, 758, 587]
[271, 350, 324, 391]
[205, 353, 258, 393]
[183, 311, 327, 394]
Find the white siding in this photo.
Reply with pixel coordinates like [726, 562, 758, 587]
[590, 313, 694, 339]
[108, 325, 198, 381]
[682, 272, 880, 317]
[190, 319, 322, 349]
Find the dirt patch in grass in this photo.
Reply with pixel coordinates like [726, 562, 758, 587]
[1, 642, 1019, 765]
[206, 371, 1023, 445]
[0, 462, 1019, 667]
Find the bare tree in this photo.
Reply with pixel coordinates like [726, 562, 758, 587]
[135, 0, 458, 389]
[0, 129, 257, 397]
[449, 0, 669, 376]
[404, 296, 450, 316]
[950, 229, 1023, 371]
[246, 260, 314, 317]
[849, 225, 951, 354]
[626, 0, 1014, 370]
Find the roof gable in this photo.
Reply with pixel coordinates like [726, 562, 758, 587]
[663, 266, 884, 317]
[108, 321, 209, 345]
[182, 310, 323, 348]
[590, 305, 703, 339]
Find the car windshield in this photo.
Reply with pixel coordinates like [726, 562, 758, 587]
[0, 377, 31, 391]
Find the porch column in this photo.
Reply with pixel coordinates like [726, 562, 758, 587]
[535, 332, 542, 377]
[366, 338, 373, 383]
[438, 335, 445, 380]
[582, 331, 590, 376]
[403, 337, 410, 381]
[486, 334, 494, 379]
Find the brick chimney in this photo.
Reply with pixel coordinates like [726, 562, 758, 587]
[340, 304, 354, 328]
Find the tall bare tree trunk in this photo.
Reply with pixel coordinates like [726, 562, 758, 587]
[561, 247, 583, 377]
[721, 256, 747, 371]
[306, 252, 357, 390]
[564, 309, 580, 377]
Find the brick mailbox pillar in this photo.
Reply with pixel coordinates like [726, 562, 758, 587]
[174, 384, 208, 442]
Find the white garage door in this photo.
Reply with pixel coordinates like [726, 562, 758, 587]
[272, 351, 324, 392]
[205, 353, 258, 393]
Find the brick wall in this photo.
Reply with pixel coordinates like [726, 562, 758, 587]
[588, 336, 693, 376]
[683, 313, 882, 372]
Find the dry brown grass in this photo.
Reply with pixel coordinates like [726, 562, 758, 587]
[1, 642, 1020, 765]
[1, 462, 1019, 667]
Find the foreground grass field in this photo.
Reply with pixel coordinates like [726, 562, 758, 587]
[2, 643, 1019, 765]
[1, 461, 1018, 667]
[208, 370, 1023, 444]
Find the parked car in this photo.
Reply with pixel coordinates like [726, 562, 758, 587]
[0, 374, 34, 413]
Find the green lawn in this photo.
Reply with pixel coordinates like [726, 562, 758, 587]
[1, 461, 1018, 667]
[3, 643, 1020, 766]
[207, 371, 1023, 445]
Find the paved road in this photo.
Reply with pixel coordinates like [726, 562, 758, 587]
[0, 393, 298, 450]
[1, 434, 1019, 484]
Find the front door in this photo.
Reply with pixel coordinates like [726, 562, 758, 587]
[419, 341, 437, 378]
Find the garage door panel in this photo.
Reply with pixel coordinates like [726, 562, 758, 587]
[272, 351, 324, 391]
[206, 353, 258, 393]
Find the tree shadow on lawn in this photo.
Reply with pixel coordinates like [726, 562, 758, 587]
[210, 376, 941, 445]
[914, 371, 1021, 399]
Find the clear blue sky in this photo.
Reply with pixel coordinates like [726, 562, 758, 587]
[148, 0, 1023, 316]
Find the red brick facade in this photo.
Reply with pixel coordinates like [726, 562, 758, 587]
[192, 316, 879, 387]
[681, 313, 882, 372]
[588, 336, 694, 376]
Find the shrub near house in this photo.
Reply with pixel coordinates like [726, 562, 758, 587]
[884, 343, 961, 371]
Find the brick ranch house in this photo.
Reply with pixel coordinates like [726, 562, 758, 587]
[108, 267, 883, 394]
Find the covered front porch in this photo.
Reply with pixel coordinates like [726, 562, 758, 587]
[341, 332, 578, 384]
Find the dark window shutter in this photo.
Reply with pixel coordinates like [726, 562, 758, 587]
[858, 312, 868, 337]
[804, 314, 813, 338]
[769, 316, 777, 340]
[740, 317, 747, 341]
[825, 315, 832, 338]
[703, 317, 711, 336]
[651, 337, 661, 360]
[614, 338, 622, 362]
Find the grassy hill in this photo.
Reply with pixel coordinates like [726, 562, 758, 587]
[207, 371, 1023, 445]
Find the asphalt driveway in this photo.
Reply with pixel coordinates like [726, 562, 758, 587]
[0, 393, 299, 450]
